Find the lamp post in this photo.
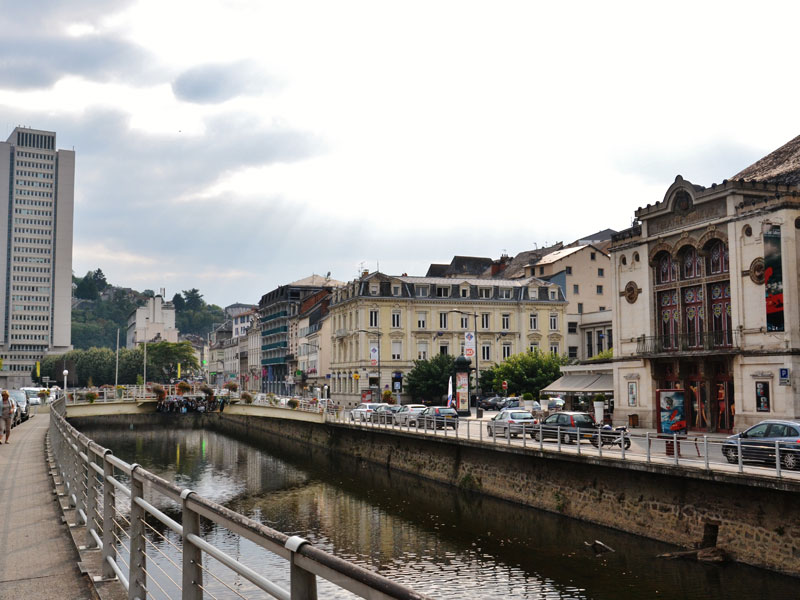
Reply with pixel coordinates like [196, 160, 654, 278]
[62, 369, 68, 401]
[355, 329, 382, 402]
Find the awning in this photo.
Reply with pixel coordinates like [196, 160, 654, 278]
[541, 373, 613, 396]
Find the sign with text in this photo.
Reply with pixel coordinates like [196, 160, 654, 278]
[464, 331, 476, 358]
[370, 343, 379, 366]
[456, 371, 469, 411]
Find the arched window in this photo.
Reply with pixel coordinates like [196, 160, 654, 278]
[655, 252, 677, 284]
[679, 246, 702, 280]
[707, 240, 729, 274]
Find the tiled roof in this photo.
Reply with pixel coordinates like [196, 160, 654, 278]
[397, 275, 556, 287]
[732, 134, 800, 185]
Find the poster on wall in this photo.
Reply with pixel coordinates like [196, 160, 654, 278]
[657, 389, 686, 434]
[764, 225, 784, 332]
[456, 371, 469, 412]
[627, 381, 638, 407]
[756, 381, 770, 412]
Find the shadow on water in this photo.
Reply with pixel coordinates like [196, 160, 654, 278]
[82, 425, 799, 600]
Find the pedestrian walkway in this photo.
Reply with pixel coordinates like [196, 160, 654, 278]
[0, 411, 95, 600]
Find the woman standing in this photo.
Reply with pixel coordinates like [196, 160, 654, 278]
[0, 390, 12, 444]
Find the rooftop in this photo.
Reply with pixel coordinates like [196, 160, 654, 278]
[732, 134, 800, 186]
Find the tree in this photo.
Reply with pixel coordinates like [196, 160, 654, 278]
[171, 293, 185, 311]
[182, 288, 204, 312]
[145, 341, 199, 382]
[75, 272, 99, 300]
[405, 354, 455, 403]
[91, 268, 108, 291]
[481, 350, 567, 398]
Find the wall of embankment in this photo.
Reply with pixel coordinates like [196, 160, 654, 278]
[69, 412, 800, 577]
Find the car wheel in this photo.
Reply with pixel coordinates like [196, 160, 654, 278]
[561, 431, 572, 445]
[723, 447, 738, 464]
[532, 430, 540, 441]
[590, 435, 599, 448]
[782, 450, 799, 470]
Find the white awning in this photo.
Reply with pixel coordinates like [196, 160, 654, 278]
[541, 373, 613, 396]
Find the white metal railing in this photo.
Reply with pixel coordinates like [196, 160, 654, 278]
[333, 409, 800, 481]
[49, 397, 432, 600]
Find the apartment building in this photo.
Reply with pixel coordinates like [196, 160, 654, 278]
[0, 127, 74, 387]
[328, 272, 567, 407]
[126, 293, 178, 348]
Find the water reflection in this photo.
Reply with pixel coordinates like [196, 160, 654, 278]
[83, 426, 799, 600]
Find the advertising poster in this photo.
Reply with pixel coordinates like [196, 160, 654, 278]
[657, 389, 686, 434]
[456, 371, 469, 411]
[764, 225, 784, 332]
[756, 381, 770, 412]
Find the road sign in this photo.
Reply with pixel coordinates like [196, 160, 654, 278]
[42, 376, 50, 383]
[780, 367, 790, 386]
[502, 380, 508, 390]
[353, 373, 360, 380]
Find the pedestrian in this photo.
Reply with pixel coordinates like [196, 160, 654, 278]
[1, 390, 12, 444]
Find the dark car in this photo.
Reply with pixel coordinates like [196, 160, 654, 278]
[369, 404, 403, 424]
[10, 390, 29, 422]
[533, 411, 597, 444]
[722, 420, 800, 470]
[479, 396, 504, 410]
[487, 410, 537, 438]
[417, 406, 459, 430]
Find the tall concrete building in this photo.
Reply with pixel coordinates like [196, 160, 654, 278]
[0, 127, 74, 387]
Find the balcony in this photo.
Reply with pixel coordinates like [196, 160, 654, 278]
[260, 311, 288, 324]
[261, 341, 288, 351]
[261, 325, 288, 337]
[635, 330, 741, 356]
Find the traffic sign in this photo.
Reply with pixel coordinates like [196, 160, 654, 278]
[353, 373, 360, 380]
[502, 380, 508, 390]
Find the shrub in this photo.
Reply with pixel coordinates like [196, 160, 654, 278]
[382, 389, 394, 404]
[38, 389, 49, 400]
[177, 381, 192, 394]
[522, 392, 534, 401]
[241, 392, 253, 404]
[151, 383, 166, 401]
[287, 398, 298, 409]
[223, 381, 239, 393]
[85, 391, 98, 403]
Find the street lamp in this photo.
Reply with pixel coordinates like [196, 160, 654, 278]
[62, 369, 68, 401]
[354, 329, 382, 401]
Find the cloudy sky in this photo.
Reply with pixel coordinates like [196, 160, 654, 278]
[2, 1, 798, 307]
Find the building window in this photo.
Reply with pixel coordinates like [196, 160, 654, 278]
[550, 343, 560, 355]
[460, 315, 469, 329]
[549, 313, 558, 330]
[501, 313, 510, 330]
[573, 284, 579, 295]
[499, 288, 512, 299]
[392, 285, 401, 296]
[417, 312, 427, 329]
[707, 240, 729, 274]
[481, 313, 490, 329]
[578, 303, 584, 314]
[417, 342, 428, 360]
[436, 286, 450, 298]
[530, 312, 538, 330]
[566, 266, 572, 275]
[539, 266, 544, 275]
[590, 252, 596, 261]
[416, 286, 429, 297]
[460, 287, 469, 297]
[391, 311, 401, 328]
[391, 341, 401, 360]
[607, 328, 613, 350]
[502, 343, 512, 359]
[597, 330, 604, 353]
[598, 268, 604, 277]
[479, 287, 492, 298]
[439, 312, 448, 329]
[529, 342, 539, 353]
[596, 285, 603, 294]
[369, 284, 379, 296]
[550, 290, 557, 300]
[439, 344, 449, 356]
[586, 331, 593, 357]
[567, 321, 577, 334]
[568, 346, 578, 359]
[481, 344, 491, 360]
[369, 310, 379, 327]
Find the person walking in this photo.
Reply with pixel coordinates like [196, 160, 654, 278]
[1, 390, 12, 444]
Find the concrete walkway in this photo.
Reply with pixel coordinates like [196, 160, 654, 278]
[0, 411, 95, 600]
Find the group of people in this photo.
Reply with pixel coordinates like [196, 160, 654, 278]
[1, 390, 13, 445]
[156, 394, 227, 414]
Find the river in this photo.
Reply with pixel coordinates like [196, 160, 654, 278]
[81, 425, 799, 600]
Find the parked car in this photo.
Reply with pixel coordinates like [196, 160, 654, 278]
[533, 411, 597, 444]
[496, 397, 523, 411]
[478, 396, 504, 410]
[7, 394, 20, 427]
[369, 404, 403, 424]
[10, 390, 29, 422]
[487, 410, 537, 438]
[722, 420, 800, 470]
[394, 404, 427, 425]
[417, 406, 459, 430]
[350, 402, 388, 422]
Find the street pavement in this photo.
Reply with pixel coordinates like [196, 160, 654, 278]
[0, 410, 95, 600]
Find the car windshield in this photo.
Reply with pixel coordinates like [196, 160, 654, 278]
[572, 414, 596, 427]
[438, 408, 458, 416]
[510, 412, 533, 419]
[9, 391, 25, 402]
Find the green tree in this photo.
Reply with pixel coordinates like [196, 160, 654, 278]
[145, 341, 199, 382]
[405, 354, 456, 403]
[171, 292, 186, 311]
[75, 271, 99, 300]
[91, 268, 108, 291]
[482, 350, 567, 398]
[183, 288, 204, 311]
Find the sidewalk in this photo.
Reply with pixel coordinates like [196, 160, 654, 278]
[0, 411, 95, 600]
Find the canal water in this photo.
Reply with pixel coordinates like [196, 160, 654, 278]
[82, 425, 799, 600]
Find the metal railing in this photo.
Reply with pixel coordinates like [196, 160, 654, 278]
[49, 397, 432, 600]
[636, 330, 741, 354]
[334, 410, 800, 481]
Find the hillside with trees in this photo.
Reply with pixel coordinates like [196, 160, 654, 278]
[71, 270, 226, 349]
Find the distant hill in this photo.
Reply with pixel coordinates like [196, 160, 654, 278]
[71, 270, 225, 349]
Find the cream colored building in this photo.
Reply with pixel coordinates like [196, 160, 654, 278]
[329, 272, 567, 407]
[611, 134, 800, 432]
[126, 293, 178, 348]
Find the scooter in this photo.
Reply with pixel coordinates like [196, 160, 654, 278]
[590, 424, 631, 449]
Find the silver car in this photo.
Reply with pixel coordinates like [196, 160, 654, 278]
[487, 410, 537, 438]
[350, 402, 388, 422]
[393, 404, 427, 425]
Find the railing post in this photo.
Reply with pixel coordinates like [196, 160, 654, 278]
[539, 423, 543, 451]
[557, 427, 562, 452]
[737, 436, 743, 473]
[285, 536, 318, 600]
[85, 448, 98, 548]
[620, 430, 626, 460]
[775, 441, 782, 478]
[703, 436, 709, 470]
[576, 428, 581, 455]
[645, 432, 651, 463]
[522, 424, 526, 449]
[181, 490, 203, 600]
[673, 433, 679, 466]
[128, 465, 147, 600]
[102, 452, 117, 580]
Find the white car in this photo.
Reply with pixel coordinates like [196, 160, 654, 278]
[350, 403, 388, 422]
[393, 404, 427, 425]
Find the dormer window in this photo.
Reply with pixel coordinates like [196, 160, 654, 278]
[416, 285, 429, 298]
[392, 284, 401, 296]
[460, 287, 469, 298]
[550, 289, 558, 300]
[436, 286, 450, 298]
[499, 288, 512, 299]
[478, 287, 492, 299]
[369, 284, 379, 296]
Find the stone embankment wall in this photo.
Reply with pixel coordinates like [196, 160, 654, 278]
[69, 412, 800, 577]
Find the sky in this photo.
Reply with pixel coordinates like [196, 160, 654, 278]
[2, 1, 799, 308]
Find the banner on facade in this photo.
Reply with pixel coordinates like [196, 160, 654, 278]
[657, 389, 686, 434]
[464, 331, 476, 358]
[764, 225, 784, 331]
[369, 342, 379, 366]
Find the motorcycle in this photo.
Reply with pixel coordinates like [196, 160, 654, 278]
[590, 424, 631, 450]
